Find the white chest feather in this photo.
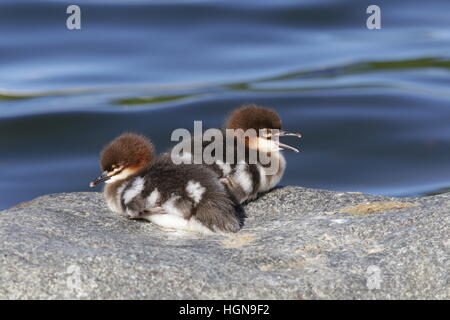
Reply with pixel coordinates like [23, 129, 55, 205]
[105, 182, 127, 214]
[145, 214, 214, 235]
[233, 163, 253, 194]
[258, 152, 286, 192]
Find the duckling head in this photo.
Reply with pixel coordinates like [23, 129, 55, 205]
[90, 133, 154, 187]
[225, 104, 302, 153]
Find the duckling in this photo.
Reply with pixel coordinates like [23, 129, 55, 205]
[221, 104, 301, 202]
[90, 133, 245, 234]
[171, 104, 301, 203]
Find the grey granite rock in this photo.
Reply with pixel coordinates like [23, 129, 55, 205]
[0, 187, 449, 299]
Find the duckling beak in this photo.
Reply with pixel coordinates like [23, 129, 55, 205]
[90, 171, 110, 188]
[278, 130, 302, 138]
[276, 141, 300, 153]
[276, 130, 302, 153]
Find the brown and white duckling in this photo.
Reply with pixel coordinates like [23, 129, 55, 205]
[172, 104, 301, 203]
[220, 104, 302, 202]
[90, 133, 245, 234]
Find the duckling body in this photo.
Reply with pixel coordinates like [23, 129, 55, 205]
[218, 148, 287, 203]
[91, 133, 245, 234]
[106, 155, 244, 233]
[171, 104, 300, 203]
[172, 132, 286, 203]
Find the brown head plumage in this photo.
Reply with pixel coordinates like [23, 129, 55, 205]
[100, 133, 154, 171]
[225, 104, 282, 132]
[90, 133, 154, 187]
[224, 104, 301, 153]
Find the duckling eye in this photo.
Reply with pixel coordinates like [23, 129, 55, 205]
[262, 128, 272, 139]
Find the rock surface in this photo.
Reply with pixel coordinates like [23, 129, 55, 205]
[0, 187, 449, 299]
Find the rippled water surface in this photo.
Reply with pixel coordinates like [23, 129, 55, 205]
[1, 0, 450, 209]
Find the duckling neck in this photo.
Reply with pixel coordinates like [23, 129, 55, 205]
[103, 166, 149, 213]
[259, 151, 286, 192]
[104, 178, 130, 214]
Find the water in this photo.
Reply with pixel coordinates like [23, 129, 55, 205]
[1, 0, 450, 210]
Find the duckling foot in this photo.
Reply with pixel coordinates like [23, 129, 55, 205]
[129, 207, 165, 220]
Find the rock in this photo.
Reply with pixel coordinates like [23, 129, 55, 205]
[0, 187, 448, 299]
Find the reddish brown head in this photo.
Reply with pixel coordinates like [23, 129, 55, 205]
[225, 104, 282, 132]
[225, 104, 301, 153]
[90, 133, 154, 187]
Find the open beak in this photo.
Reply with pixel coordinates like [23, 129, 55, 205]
[276, 141, 300, 153]
[278, 130, 302, 138]
[275, 130, 302, 153]
[90, 171, 110, 188]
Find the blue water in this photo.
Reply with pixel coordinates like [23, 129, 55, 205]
[1, 0, 450, 209]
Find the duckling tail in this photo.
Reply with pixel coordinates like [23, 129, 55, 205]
[195, 190, 246, 233]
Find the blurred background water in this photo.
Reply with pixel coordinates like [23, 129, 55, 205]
[1, 0, 450, 209]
